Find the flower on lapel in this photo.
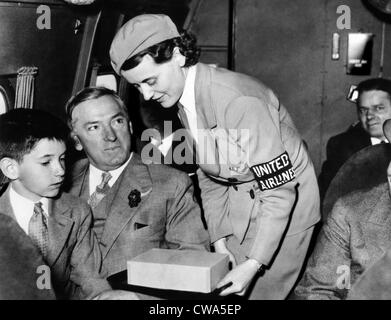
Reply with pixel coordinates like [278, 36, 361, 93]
[128, 189, 141, 208]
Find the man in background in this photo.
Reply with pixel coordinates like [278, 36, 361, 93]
[319, 78, 391, 199]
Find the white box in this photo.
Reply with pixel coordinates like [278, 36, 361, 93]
[127, 248, 229, 293]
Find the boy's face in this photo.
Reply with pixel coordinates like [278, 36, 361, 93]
[12, 139, 66, 202]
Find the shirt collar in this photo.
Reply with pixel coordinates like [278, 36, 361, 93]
[89, 152, 133, 189]
[371, 137, 389, 145]
[9, 184, 49, 234]
[10, 185, 49, 215]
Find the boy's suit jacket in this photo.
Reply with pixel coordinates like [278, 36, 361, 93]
[0, 212, 55, 300]
[177, 63, 320, 266]
[0, 186, 111, 299]
[68, 153, 210, 276]
[294, 183, 391, 299]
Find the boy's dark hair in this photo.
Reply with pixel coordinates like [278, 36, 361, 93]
[121, 31, 200, 71]
[0, 108, 69, 162]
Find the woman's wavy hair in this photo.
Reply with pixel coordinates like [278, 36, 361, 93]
[121, 30, 200, 71]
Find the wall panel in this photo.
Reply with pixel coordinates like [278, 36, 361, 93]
[0, 3, 87, 119]
[190, 0, 391, 174]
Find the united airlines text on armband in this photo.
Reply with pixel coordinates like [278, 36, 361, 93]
[250, 152, 295, 191]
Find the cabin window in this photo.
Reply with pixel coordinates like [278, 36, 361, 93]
[0, 87, 8, 114]
[96, 74, 118, 92]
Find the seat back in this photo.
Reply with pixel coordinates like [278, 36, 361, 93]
[322, 143, 391, 219]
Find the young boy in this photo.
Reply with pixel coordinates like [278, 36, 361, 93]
[0, 108, 135, 300]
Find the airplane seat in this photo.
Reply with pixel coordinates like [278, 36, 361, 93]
[322, 143, 391, 220]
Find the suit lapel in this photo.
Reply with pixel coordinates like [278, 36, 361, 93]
[0, 185, 74, 267]
[99, 154, 153, 259]
[46, 198, 74, 266]
[356, 123, 372, 150]
[194, 63, 217, 130]
[70, 160, 90, 200]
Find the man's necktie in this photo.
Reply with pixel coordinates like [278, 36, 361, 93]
[88, 172, 112, 209]
[28, 202, 49, 258]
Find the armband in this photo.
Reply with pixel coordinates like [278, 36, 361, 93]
[250, 152, 295, 191]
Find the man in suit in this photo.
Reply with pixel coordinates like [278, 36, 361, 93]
[109, 14, 320, 299]
[294, 118, 391, 299]
[65, 87, 210, 277]
[319, 78, 391, 200]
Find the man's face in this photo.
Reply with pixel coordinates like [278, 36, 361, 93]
[71, 95, 132, 171]
[12, 139, 66, 202]
[358, 90, 391, 140]
[121, 51, 186, 108]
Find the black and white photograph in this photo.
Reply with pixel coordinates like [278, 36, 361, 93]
[1, 0, 391, 311]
